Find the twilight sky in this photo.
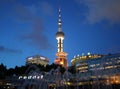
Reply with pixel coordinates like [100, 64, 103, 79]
[0, 0, 120, 68]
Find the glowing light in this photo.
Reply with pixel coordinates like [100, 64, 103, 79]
[82, 53, 84, 56]
[87, 52, 91, 55]
[28, 57, 33, 60]
[37, 76, 40, 79]
[60, 62, 63, 64]
[67, 82, 71, 85]
[28, 76, 32, 79]
[40, 57, 45, 60]
[115, 80, 119, 83]
[41, 75, 43, 79]
[23, 76, 27, 79]
[74, 56, 76, 58]
[18, 75, 43, 80]
[18, 76, 22, 79]
[58, 23, 61, 25]
[32, 76, 37, 79]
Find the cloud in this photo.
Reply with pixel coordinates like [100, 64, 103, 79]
[15, 4, 35, 22]
[20, 18, 53, 50]
[0, 46, 22, 54]
[0, 1, 53, 50]
[40, 1, 53, 16]
[15, 4, 53, 50]
[15, 1, 53, 18]
[76, 0, 120, 24]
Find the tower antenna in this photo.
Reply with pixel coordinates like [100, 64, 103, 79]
[58, 6, 62, 32]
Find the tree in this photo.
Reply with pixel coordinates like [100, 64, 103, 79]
[0, 63, 7, 79]
[7, 68, 15, 76]
[60, 66, 66, 74]
[68, 65, 76, 74]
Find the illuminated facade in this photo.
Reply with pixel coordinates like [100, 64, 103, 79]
[71, 53, 102, 66]
[26, 55, 49, 66]
[54, 8, 68, 68]
[87, 53, 120, 85]
[71, 53, 120, 85]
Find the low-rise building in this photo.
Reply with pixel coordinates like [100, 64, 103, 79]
[26, 55, 49, 66]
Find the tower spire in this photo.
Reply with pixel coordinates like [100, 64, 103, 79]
[58, 7, 62, 32]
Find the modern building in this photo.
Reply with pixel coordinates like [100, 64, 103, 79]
[71, 52, 102, 66]
[54, 8, 68, 68]
[26, 55, 49, 66]
[71, 53, 120, 85]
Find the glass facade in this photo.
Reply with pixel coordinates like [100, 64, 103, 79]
[71, 53, 120, 85]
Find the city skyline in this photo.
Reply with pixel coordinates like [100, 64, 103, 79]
[0, 0, 120, 68]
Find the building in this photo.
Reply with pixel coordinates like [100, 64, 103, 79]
[71, 52, 102, 66]
[54, 8, 68, 68]
[71, 53, 120, 85]
[26, 55, 49, 66]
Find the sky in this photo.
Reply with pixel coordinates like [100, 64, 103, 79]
[0, 0, 120, 68]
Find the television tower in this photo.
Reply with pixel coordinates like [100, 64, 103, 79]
[54, 8, 68, 68]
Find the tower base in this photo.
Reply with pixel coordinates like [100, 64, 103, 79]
[54, 52, 68, 68]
